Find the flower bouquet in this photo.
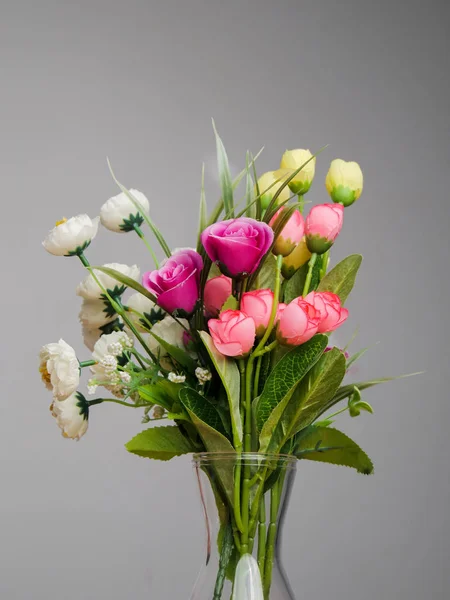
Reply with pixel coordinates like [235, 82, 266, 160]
[39, 126, 408, 600]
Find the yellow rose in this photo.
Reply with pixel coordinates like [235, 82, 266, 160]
[279, 149, 316, 195]
[255, 171, 291, 210]
[281, 237, 312, 279]
[325, 159, 363, 207]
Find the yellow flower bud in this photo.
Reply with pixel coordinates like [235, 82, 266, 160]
[255, 171, 291, 210]
[280, 149, 316, 195]
[325, 159, 363, 207]
[281, 237, 312, 279]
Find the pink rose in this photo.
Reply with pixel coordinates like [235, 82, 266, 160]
[269, 208, 305, 256]
[240, 289, 274, 337]
[276, 302, 287, 322]
[142, 249, 203, 314]
[305, 204, 344, 254]
[204, 275, 232, 317]
[276, 297, 320, 346]
[201, 217, 274, 277]
[208, 310, 256, 357]
[304, 291, 349, 333]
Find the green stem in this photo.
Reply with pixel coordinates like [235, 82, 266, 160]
[319, 249, 329, 280]
[302, 252, 317, 296]
[133, 224, 159, 268]
[253, 356, 262, 398]
[257, 495, 267, 574]
[88, 398, 149, 408]
[264, 482, 280, 597]
[297, 194, 304, 214]
[79, 360, 96, 368]
[252, 255, 283, 354]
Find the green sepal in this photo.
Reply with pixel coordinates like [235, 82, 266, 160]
[119, 212, 145, 232]
[220, 295, 239, 313]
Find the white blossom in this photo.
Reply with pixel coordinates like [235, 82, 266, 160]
[100, 189, 150, 233]
[195, 367, 212, 385]
[76, 263, 140, 301]
[79, 299, 116, 328]
[51, 392, 89, 440]
[119, 371, 132, 384]
[43, 215, 99, 256]
[125, 292, 159, 332]
[168, 372, 186, 384]
[147, 316, 189, 358]
[91, 331, 132, 385]
[39, 339, 80, 401]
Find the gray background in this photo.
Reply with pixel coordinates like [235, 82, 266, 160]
[1, 0, 449, 598]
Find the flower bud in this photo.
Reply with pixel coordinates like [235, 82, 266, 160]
[255, 171, 291, 210]
[281, 237, 312, 279]
[269, 208, 305, 257]
[279, 149, 316, 195]
[240, 289, 275, 337]
[325, 159, 363, 207]
[305, 204, 344, 255]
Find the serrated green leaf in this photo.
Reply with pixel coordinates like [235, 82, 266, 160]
[256, 335, 328, 451]
[288, 348, 347, 435]
[125, 425, 193, 460]
[138, 380, 181, 411]
[317, 254, 363, 303]
[295, 427, 374, 474]
[220, 295, 239, 313]
[92, 266, 157, 304]
[284, 256, 323, 303]
[199, 332, 243, 449]
[149, 332, 196, 373]
[212, 120, 234, 218]
[179, 387, 228, 437]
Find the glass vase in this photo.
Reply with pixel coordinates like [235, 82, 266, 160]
[189, 453, 297, 600]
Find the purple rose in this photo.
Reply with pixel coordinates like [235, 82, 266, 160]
[201, 218, 274, 277]
[142, 249, 203, 314]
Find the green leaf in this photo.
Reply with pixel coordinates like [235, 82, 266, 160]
[295, 427, 374, 474]
[125, 425, 193, 460]
[284, 256, 323, 303]
[199, 332, 243, 448]
[317, 254, 363, 303]
[256, 334, 328, 450]
[149, 332, 196, 373]
[212, 120, 234, 219]
[245, 151, 256, 219]
[138, 380, 181, 411]
[92, 266, 157, 304]
[287, 348, 347, 435]
[196, 163, 207, 251]
[179, 387, 228, 437]
[253, 253, 277, 291]
[220, 295, 239, 312]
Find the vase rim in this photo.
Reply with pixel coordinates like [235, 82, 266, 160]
[192, 452, 297, 467]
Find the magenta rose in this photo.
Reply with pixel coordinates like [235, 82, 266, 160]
[305, 204, 344, 254]
[304, 291, 349, 333]
[201, 217, 274, 277]
[142, 249, 203, 314]
[208, 310, 256, 357]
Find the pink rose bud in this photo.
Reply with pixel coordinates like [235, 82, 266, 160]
[276, 297, 320, 346]
[304, 291, 349, 333]
[276, 302, 286, 322]
[240, 289, 275, 337]
[305, 204, 344, 254]
[201, 217, 274, 278]
[142, 249, 203, 314]
[208, 310, 256, 357]
[269, 208, 305, 257]
[204, 275, 233, 317]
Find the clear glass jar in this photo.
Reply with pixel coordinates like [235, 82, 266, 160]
[189, 453, 297, 600]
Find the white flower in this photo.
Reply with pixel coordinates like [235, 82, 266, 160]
[119, 371, 132, 384]
[91, 331, 132, 383]
[125, 292, 160, 332]
[39, 339, 80, 401]
[51, 392, 89, 440]
[79, 299, 117, 328]
[43, 215, 99, 256]
[168, 372, 186, 384]
[195, 367, 212, 385]
[100, 189, 150, 233]
[76, 263, 140, 300]
[147, 316, 189, 359]
[87, 382, 98, 395]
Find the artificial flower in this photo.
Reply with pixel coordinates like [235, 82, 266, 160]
[304, 291, 349, 333]
[43, 215, 99, 256]
[208, 310, 256, 357]
[281, 237, 312, 279]
[100, 189, 150, 233]
[79, 299, 117, 328]
[201, 218, 274, 277]
[81, 318, 123, 352]
[147, 315, 190, 366]
[279, 149, 316, 195]
[204, 275, 233, 316]
[142, 249, 203, 314]
[50, 392, 89, 440]
[168, 372, 186, 384]
[255, 171, 291, 210]
[240, 289, 275, 337]
[125, 292, 161, 332]
[325, 159, 363, 207]
[269, 207, 305, 257]
[39, 339, 80, 401]
[276, 298, 320, 346]
[90, 331, 133, 391]
[195, 367, 212, 385]
[76, 263, 140, 301]
[305, 204, 344, 254]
